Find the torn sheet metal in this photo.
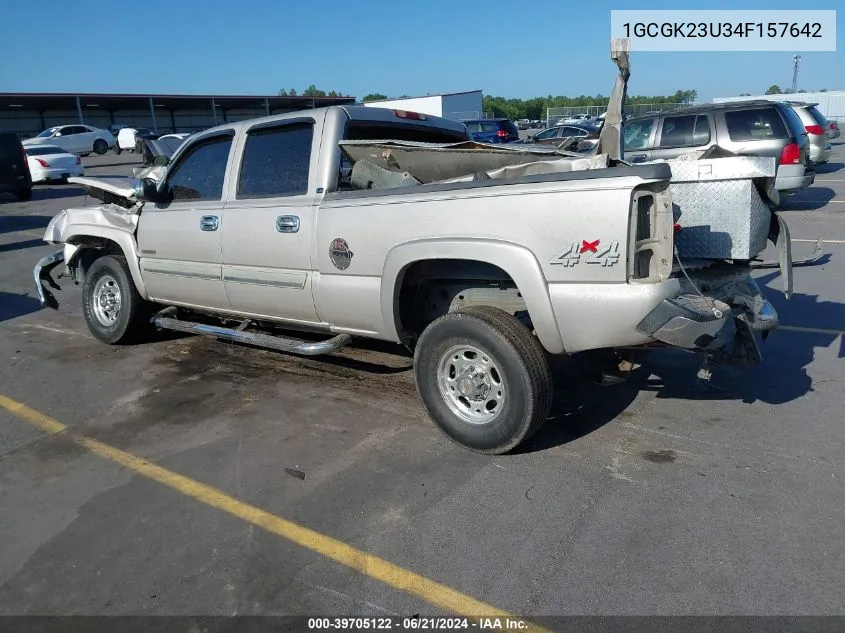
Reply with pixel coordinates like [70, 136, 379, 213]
[339, 139, 593, 183]
[434, 154, 609, 184]
[597, 38, 630, 161]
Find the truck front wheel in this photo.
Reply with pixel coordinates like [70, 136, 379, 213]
[82, 255, 149, 344]
[414, 306, 552, 454]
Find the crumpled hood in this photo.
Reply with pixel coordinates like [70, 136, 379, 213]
[68, 176, 139, 201]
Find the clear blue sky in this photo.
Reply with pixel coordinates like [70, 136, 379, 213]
[0, 0, 840, 100]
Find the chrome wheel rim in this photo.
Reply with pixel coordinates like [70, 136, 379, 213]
[436, 344, 505, 425]
[92, 274, 121, 326]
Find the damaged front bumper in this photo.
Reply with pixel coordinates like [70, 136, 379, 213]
[33, 249, 64, 309]
[636, 268, 778, 366]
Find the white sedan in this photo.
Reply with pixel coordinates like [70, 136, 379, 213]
[23, 124, 114, 155]
[24, 145, 84, 183]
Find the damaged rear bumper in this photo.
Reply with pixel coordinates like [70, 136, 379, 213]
[636, 271, 778, 366]
[33, 249, 64, 309]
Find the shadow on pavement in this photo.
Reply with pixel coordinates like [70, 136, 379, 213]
[524, 265, 845, 450]
[635, 269, 843, 408]
[814, 161, 844, 174]
[779, 186, 836, 211]
[0, 215, 52, 235]
[0, 291, 43, 323]
[30, 187, 85, 201]
[0, 239, 45, 253]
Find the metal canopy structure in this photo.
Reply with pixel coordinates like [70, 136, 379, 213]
[0, 92, 357, 137]
[0, 92, 355, 113]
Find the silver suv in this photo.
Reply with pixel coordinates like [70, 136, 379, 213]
[623, 101, 814, 194]
[786, 101, 832, 165]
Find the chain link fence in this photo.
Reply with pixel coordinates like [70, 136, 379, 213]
[545, 102, 701, 126]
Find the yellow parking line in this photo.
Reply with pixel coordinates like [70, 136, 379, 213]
[0, 394, 546, 629]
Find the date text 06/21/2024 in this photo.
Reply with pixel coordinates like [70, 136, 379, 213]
[306, 617, 532, 630]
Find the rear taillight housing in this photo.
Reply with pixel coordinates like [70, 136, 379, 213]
[34, 158, 50, 168]
[805, 124, 824, 135]
[780, 143, 801, 165]
[496, 129, 508, 137]
[830, 122, 839, 130]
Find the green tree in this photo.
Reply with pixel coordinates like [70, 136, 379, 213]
[739, 93, 752, 96]
[302, 84, 327, 97]
[765, 85, 782, 95]
[289, 88, 297, 96]
[820, 88, 828, 92]
[278, 89, 288, 96]
[363, 93, 388, 102]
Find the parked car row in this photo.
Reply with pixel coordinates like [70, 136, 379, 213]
[22, 125, 114, 156]
[13, 124, 203, 158]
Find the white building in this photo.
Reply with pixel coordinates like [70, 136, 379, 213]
[713, 90, 845, 122]
[362, 90, 484, 122]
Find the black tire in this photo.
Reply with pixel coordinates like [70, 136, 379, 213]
[414, 306, 552, 454]
[93, 139, 108, 155]
[114, 144, 122, 155]
[15, 187, 32, 201]
[82, 255, 149, 344]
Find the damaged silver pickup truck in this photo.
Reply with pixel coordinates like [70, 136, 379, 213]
[33, 41, 801, 454]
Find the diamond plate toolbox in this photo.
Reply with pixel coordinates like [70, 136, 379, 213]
[665, 156, 776, 260]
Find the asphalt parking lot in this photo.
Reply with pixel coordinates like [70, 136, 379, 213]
[1, 146, 844, 620]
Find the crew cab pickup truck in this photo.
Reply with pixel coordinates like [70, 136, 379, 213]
[33, 101, 789, 454]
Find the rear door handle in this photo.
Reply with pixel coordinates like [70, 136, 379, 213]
[200, 215, 219, 231]
[629, 154, 647, 163]
[276, 215, 300, 233]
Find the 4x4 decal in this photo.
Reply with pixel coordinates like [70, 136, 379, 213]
[549, 239, 621, 267]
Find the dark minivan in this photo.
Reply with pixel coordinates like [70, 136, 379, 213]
[462, 119, 519, 144]
[0, 133, 33, 200]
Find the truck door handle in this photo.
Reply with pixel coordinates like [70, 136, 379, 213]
[629, 154, 647, 163]
[276, 215, 300, 233]
[200, 215, 219, 231]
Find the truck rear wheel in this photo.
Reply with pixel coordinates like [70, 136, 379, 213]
[414, 306, 552, 454]
[82, 255, 149, 344]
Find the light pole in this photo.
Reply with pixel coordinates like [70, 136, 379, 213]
[791, 55, 802, 94]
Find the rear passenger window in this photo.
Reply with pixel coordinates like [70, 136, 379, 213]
[237, 122, 313, 198]
[725, 108, 788, 141]
[166, 134, 233, 201]
[481, 121, 500, 133]
[658, 115, 710, 148]
[464, 122, 482, 134]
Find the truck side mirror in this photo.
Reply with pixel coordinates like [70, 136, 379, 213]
[139, 178, 161, 202]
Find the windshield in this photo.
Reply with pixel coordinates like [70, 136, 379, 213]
[37, 128, 59, 138]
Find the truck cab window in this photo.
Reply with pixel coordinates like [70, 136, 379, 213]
[237, 123, 313, 198]
[166, 134, 233, 201]
[624, 118, 655, 151]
